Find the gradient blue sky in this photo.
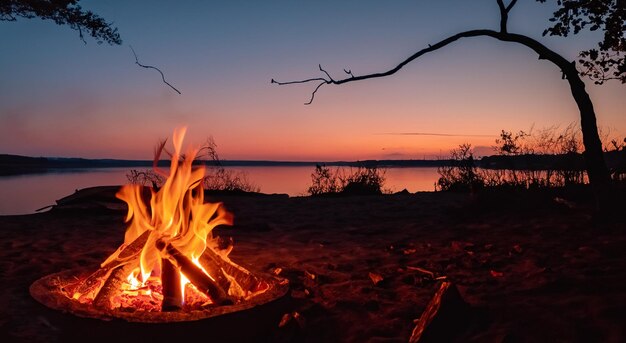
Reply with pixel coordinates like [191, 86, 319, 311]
[1, 0, 624, 161]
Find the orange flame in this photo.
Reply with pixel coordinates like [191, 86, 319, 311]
[101, 127, 234, 303]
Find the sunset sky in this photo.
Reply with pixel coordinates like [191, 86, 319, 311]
[1, 0, 624, 161]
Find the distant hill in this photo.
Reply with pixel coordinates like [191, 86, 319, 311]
[0, 154, 49, 175]
[0, 154, 154, 175]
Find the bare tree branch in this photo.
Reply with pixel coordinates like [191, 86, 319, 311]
[129, 45, 181, 95]
[271, 65, 334, 104]
[272, 30, 485, 103]
[305, 81, 326, 105]
[271, 76, 328, 86]
[496, 0, 506, 12]
[318, 64, 334, 82]
[496, 0, 508, 33]
[506, 0, 518, 12]
[272, 29, 585, 106]
[496, 0, 518, 33]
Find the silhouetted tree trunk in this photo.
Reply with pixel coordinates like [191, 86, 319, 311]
[492, 31, 613, 214]
[273, 0, 615, 214]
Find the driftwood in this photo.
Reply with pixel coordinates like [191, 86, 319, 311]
[161, 258, 183, 311]
[409, 281, 470, 343]
[75, 230, 150, 302]
[157, 240, 233, 306]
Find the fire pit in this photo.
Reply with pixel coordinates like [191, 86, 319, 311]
[30, 128, 288, 323]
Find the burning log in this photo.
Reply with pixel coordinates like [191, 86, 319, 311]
[197, 249, 231, 293]
[157, 239, 233, 306]
[200, 247, 260, 293]
[34, 129, 283, 319]
[74, 230, 150, 302]
[161, 258, 183, 311]
[93, 260, 139, 309]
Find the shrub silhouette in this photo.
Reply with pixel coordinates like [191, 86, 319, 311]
[127, 137, 259, 193]
[308, 164, 386, 195]
[437, 125, 625, 191]
[437, 144, 483, 192]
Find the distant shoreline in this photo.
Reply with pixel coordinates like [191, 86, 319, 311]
[0, 154, 451, 176]
[2, 151, 623, 176]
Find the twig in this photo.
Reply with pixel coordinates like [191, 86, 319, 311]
[406, 266, 436, 279]
[129, 45, 181, 94]
[78, 27, 86, 45]
[318, 64, 334, 82]
[271, 64, 335, 104]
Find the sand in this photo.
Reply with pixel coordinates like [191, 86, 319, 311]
[0, 188, 624, 342]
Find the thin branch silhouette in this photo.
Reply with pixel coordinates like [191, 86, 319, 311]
[271, 0, 531, 105]
[270, 0, 576, 106]
[271, 64, 336, 104]
[129, 45, 181, 94]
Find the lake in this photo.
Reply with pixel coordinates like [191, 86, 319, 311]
[0, 166, 440, 215]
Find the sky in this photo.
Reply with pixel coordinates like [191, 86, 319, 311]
[0, 0, 624, 161]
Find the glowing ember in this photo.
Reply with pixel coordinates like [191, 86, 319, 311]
[66, 127, 269, 312]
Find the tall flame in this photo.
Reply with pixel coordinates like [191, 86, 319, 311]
[102, 127, 233, 296]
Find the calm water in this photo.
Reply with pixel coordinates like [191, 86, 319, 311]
[0, 166, 439, 215]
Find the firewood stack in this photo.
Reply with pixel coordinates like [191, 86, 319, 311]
[71, 229, 264, 311]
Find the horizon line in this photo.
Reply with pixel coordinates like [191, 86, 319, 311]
[379, 132, 496, 137]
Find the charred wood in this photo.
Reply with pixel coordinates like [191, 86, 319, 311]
[200, 247, 260, 292]
[161, 258, 183, 311]
[75, 230, 150, 301]
[93, 260, 139, 309]
[157, 239, 233, 306]
[197, 250, 231, 294]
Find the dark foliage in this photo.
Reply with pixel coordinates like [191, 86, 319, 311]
[126, 169, 164, 189]
[199, 137, 260, 193]
[437, 144, 483, 192]
[439, 126, 626, 191]
[339, 166, 386, 195]
[538, 0, 625, 83]
[0, 0, 121, 45]
[308, 164, 386, 196]
[127, 137, 259, 193]
[307, 164, 341, 195]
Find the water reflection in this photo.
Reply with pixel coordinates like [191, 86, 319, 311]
[0, 166, 440, 215]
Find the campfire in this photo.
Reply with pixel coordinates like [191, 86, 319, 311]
[30, 128, 288, 322]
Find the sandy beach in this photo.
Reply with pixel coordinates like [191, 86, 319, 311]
[0, 188, 624, 342]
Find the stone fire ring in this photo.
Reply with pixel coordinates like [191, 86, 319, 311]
[30, 269, 289, 323]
